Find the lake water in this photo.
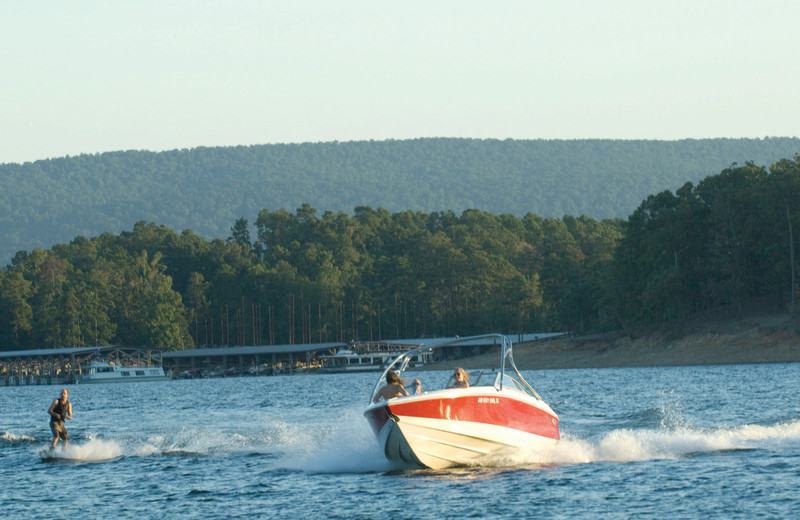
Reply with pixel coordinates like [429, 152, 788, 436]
[2, 363, 800, 519]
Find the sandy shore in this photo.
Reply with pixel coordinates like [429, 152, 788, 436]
[428, 312, 800, 371]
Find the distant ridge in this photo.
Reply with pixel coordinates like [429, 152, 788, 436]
[1, 137, 798, 263]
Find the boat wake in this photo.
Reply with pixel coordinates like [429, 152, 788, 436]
[136, 428, 259, 457]
[20, 412, 800, 471]
[30, 427, 288, 462]
[491, 419, 800, 467]
[282, 408, 396, 473]
[284, 405, 800, 472]
[38, 438, 123, 462]
[268, 403, 800, 473]
[2, 431, 37, 446]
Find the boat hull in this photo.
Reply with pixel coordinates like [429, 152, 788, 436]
[78, 374, 171, 383]
[364, 388, 559, 469]
[79, 362, 170, 383]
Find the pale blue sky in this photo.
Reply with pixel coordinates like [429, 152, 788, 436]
[1, 0, 797, 164]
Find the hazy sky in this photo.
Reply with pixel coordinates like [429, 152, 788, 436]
[1, 0, 797, 164]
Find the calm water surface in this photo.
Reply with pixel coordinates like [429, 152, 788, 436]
[3, 363, 800, 519]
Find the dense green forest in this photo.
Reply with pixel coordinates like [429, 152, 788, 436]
[1, 154, 799, 352]
[2, 138, 799, 264]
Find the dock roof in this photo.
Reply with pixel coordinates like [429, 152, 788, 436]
[0, 333, 566, 361]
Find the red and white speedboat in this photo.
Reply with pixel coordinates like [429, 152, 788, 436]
[364, 334, 559, 469]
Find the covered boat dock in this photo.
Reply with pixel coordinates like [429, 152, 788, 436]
[162, 342, 348, 378]
[161, 332, 565, 378]
[0, 332, 566, 385]
[0, 346, 165, 386]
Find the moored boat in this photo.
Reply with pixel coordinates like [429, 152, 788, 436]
[319, 342, 431, 373]
[363, 334, 559, 469]
[79, 360, 170, 383]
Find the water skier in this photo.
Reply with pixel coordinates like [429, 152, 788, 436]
[48, 388, 72, 449]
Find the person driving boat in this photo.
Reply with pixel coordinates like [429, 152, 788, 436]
[373, 370, 410, 402]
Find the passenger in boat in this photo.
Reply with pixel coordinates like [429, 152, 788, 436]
[373, 370, 410, 402]
[48, 388, 72, 449]
[408, 378, 422, 394]
[449, 367, 469, 389]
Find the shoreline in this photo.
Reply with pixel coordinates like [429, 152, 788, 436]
[427, 313, 800, 371]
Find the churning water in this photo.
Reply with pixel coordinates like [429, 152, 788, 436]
[3, 363, 800, 519]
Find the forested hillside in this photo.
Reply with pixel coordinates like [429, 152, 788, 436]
[1, 138, 798, 264]
[1, 155, 800, 352]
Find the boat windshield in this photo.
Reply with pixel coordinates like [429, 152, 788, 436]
[444, 369, 484, 389]
[367, 333, 542, 403]
[493, 372, 527, 393]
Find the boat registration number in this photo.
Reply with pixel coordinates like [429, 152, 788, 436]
[477, 397, 499, 404]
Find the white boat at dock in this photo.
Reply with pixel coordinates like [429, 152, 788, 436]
[79, 360, 170, 383]
[319, 341, 431, 373]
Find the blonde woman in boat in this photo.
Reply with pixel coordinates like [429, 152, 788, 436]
[373, 370, 410, 402]
[449, 367, 469, 389]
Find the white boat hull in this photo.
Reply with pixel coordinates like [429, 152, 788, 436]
[79, 361, 170, 383]
[79, 374, 170, 383]
[378, 414, 557, 469]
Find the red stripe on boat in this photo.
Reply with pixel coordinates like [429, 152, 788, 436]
[368, 394, 559, 440]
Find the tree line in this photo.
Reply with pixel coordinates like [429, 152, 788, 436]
[3, 137, 799, 264]
[1, 155, 799, 352]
